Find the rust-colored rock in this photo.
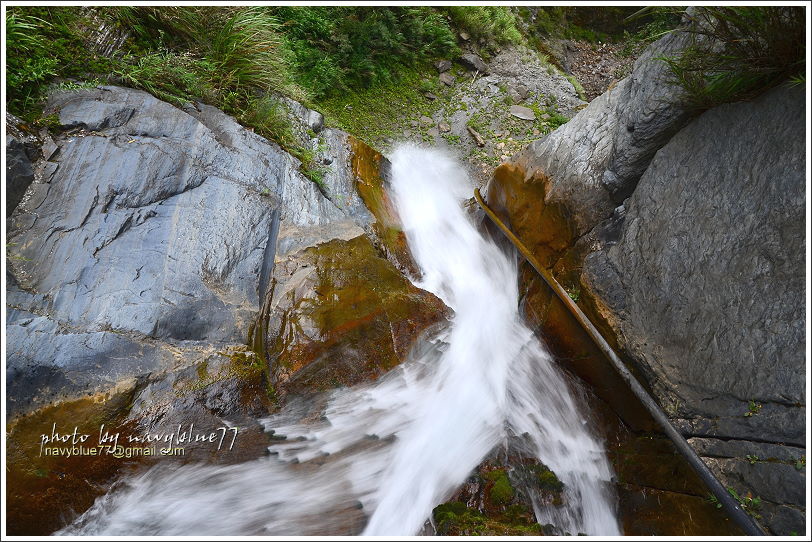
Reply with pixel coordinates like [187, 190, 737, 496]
[483, 157, 743, 536]
[348, 135, 417, 275]
[488, 163, 575, 270]
[5, 390, 140, 535]
[263, 235, 448, 398]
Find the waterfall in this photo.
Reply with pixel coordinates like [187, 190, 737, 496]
[59, 145, 620, 536]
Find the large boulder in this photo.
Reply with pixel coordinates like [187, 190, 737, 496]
[6, 86, 314, 415]
[580, 84, 805, 534]
[489, 20, 805, 535]
[499, 27, 695, 239]
[262, 235, 448, 398]
[583, 85, 805, 426]
[6, 85, 445, 418]
[6, 85, 449, 534]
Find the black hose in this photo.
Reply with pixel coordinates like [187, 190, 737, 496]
[474, 188, 766, 536]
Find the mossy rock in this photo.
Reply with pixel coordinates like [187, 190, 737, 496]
[262, 235, 448, 396]
[347, 136, 417, 275]
[485, 468, 516, 506]
[432, 501, 543, 536]
[5, 388, 140, 535]
[524, 463, 565, 492]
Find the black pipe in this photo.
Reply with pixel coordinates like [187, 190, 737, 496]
[474, 188, 766, 536]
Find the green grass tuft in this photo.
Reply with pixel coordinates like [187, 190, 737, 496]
[660, 6, 805, 110]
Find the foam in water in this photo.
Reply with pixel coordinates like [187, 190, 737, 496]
[59, 145, 620, 536]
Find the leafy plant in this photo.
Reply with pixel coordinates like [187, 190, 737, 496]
[5, 8, 87, 119]
[112, 50, 214, 107]
[564, 74, 586, 101]
[707, 493, 722, 509]
[5, 11, 51, 52]
[443, 7, 523, 46]
[659, 6, 805, 110]
[745, 454, 759, 465]
[620, 6, 683, 57]
[111, 7, 301, 97]
[744, 400, 762, 417]
[275, 7, 459, 99]
[727, 487, 762, 519]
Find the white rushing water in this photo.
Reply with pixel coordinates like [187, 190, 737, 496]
[60, 146, 620, 536]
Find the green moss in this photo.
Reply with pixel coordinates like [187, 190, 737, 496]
[485, 468, 516, 506]
[535, 466, 565, 492]
[433, 502, 486, 535]
[226, 349, 266, 380]
[6, 390, 139, 535]
[176, 347, 272, 399]
[565, 74, 587, 101]
[442, 133, 461, 145]
[434, 501, 469, 522]
[265, 235, 445, 395]
[315, 64, 443, 149]
[432, 500, 542, 536]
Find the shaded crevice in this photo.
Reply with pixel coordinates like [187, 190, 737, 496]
[678, 431, 806, 448]
[258, 209, 281, 304]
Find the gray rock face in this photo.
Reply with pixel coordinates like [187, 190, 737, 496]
[435, 59, 452, 73]
[511, 28, 695, 236]
[459, 52, 487, 73]
[279, 95, 324, 134]
[582, 84, 805, 423]
[581, 85, 805, 534]
[486, 48, 583, 117]
[508, 105, 535, 121]
[495, 19, 804, 533]
[5, 114, 40, 216]
[5, 86, 373, 417]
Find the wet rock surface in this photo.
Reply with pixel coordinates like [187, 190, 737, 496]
[5, 12, 804, 535]
[582, 84, 806, 534]
[261, 235, 448, 398]
[5, 86, 449, 534]
[491, 23, 806, 535]
[5, 387, 142, 536]
[429, 438, 562, 536]
[6, 85, 439, 418]
[507, 28, 696, 237]
[7, 85, 308, 415]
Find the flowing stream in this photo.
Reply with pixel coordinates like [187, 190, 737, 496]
[60, 146, 620, 536]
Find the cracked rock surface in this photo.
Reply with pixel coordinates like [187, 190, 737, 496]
[493, 21, 805, 534]
[6, 86, 445, 419]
